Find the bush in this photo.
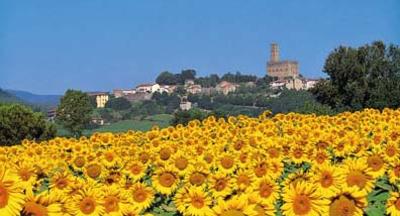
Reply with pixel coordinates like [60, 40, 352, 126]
[105, 97, 131, 110]
[171, 108, 208, 126]
[0, 103, 56, 146]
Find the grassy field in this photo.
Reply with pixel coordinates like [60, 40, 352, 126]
[56, 114, 173, 137]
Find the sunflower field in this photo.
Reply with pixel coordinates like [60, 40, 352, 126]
[1, 108, 400, 216]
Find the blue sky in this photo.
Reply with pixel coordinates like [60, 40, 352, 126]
[1, 0, 399, 94]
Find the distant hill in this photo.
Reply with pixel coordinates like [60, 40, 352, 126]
[0, 88, 23, 104]
[5, 89, 61, 107]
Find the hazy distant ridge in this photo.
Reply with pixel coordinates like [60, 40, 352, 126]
[5, 89, 61, 107]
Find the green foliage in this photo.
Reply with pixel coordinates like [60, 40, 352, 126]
[0, 88, 24, 104]
[0, 103, 56, 146]
[105, 97, 131, 110]
[180, 69, 196, 81]
[294, 101, 336, 116]
[90, 115, 172, 134]
[195, 74, 220, 87]
[156, 71, 178, 85]
[56, 89, 93, 137]
[212, 104, 264, 117]
[221, 71, 257, 83]
[171, 108, 208, 126]
[156, 69, 197, 85]
[311, 41, 400, 111]
[152, 92, 180, 114]
[365, 177, 392, 216]
[88, 95, 97, 108]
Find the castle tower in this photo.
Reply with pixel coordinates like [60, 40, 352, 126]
[270, 43, 279, 63]
[267, 43, 299, 79]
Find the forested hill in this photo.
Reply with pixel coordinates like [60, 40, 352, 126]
[0, 88, 23, 104]
[5, 89, 61, 107]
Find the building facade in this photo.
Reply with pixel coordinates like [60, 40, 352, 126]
[136, 83, 160, 93]
[87, 92, 109, 108]
[216, 81, 239, 95]
[267, 43, 299, 79]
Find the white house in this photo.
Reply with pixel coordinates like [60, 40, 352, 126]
[136, 83, 160, 93]
[304, 79, 319, 90]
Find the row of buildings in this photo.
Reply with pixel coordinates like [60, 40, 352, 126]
[87, 80, 241, 108]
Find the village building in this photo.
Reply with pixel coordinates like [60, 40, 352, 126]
[304, 79, 319, 90]
[184, 79, 195, 87]
[270, 80, 287, 90]
[136, 83, 160, 93]
[216, 81, 239, 95]
[113, 89, 136, 98]
[123, 92, 152, 102]
[91, 117, 105, 126]
[47, 107, 57, 122]
[270, 78, 320, 90]
[267, 43, 299, 80]
[180, 96, 192, 110]
[186, 84, 202, 94]
[201, 87, 217, 95]
[87, 92, 109, 108]
[158, 85, 177, 94]
[285, 77, 304, 90]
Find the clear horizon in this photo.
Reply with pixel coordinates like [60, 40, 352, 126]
[1, 0, 399, 95]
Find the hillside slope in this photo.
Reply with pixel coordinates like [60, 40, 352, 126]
[6, 89, 61, 107]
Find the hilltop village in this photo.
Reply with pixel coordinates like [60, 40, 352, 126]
[87, 44, 318, 110]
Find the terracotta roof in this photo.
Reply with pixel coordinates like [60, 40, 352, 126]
[136, 83, 157, 87]
[87, 91, 108, 96]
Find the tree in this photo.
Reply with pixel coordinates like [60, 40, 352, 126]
[56, 90, 93, 137]
[221, 72, 257, 83]
[195, 74, 220, 87]
[105, 97, 131, 110]
[311, 41, 400, 111]
[156, 71, 178, 85]
[180, 69, 196, 81]
[171, 108, 208, 126]
[0, 103, 56, 146]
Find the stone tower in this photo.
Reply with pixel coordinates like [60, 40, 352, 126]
[270, 43, 279, 63]
[267, 43, 299, 79]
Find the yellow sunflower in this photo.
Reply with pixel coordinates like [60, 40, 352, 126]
[388, 160, 400, 184]
[124, 161, 147, 183]
[339, 158, 375, 195]
[0, 166, 25, 216]
[328, 189, 366, 216]
[365, 152, 387, 178]
[175, 186, 214, 216]
[184, 165, 209, 188]
[84, 163, 104, 180]
[387, 192, 400, 216]
[129, 182, 155, 213]
[311, 163, 342, 198]
[213, 195, 257, 216]
[249, 176, 279, 206]
[152, 166, 179, 195]
[22, 187, 62, 216]
[49, 170, 74, 195]
[67, 182, 105, 216]
[102, 185, 130, 216]
[234, 169, 256, 193]
[281, 181, 329, 216]
[216, 153, 237, 174]
[208, 173, 233, 199]
[14, 160, 37, 188]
